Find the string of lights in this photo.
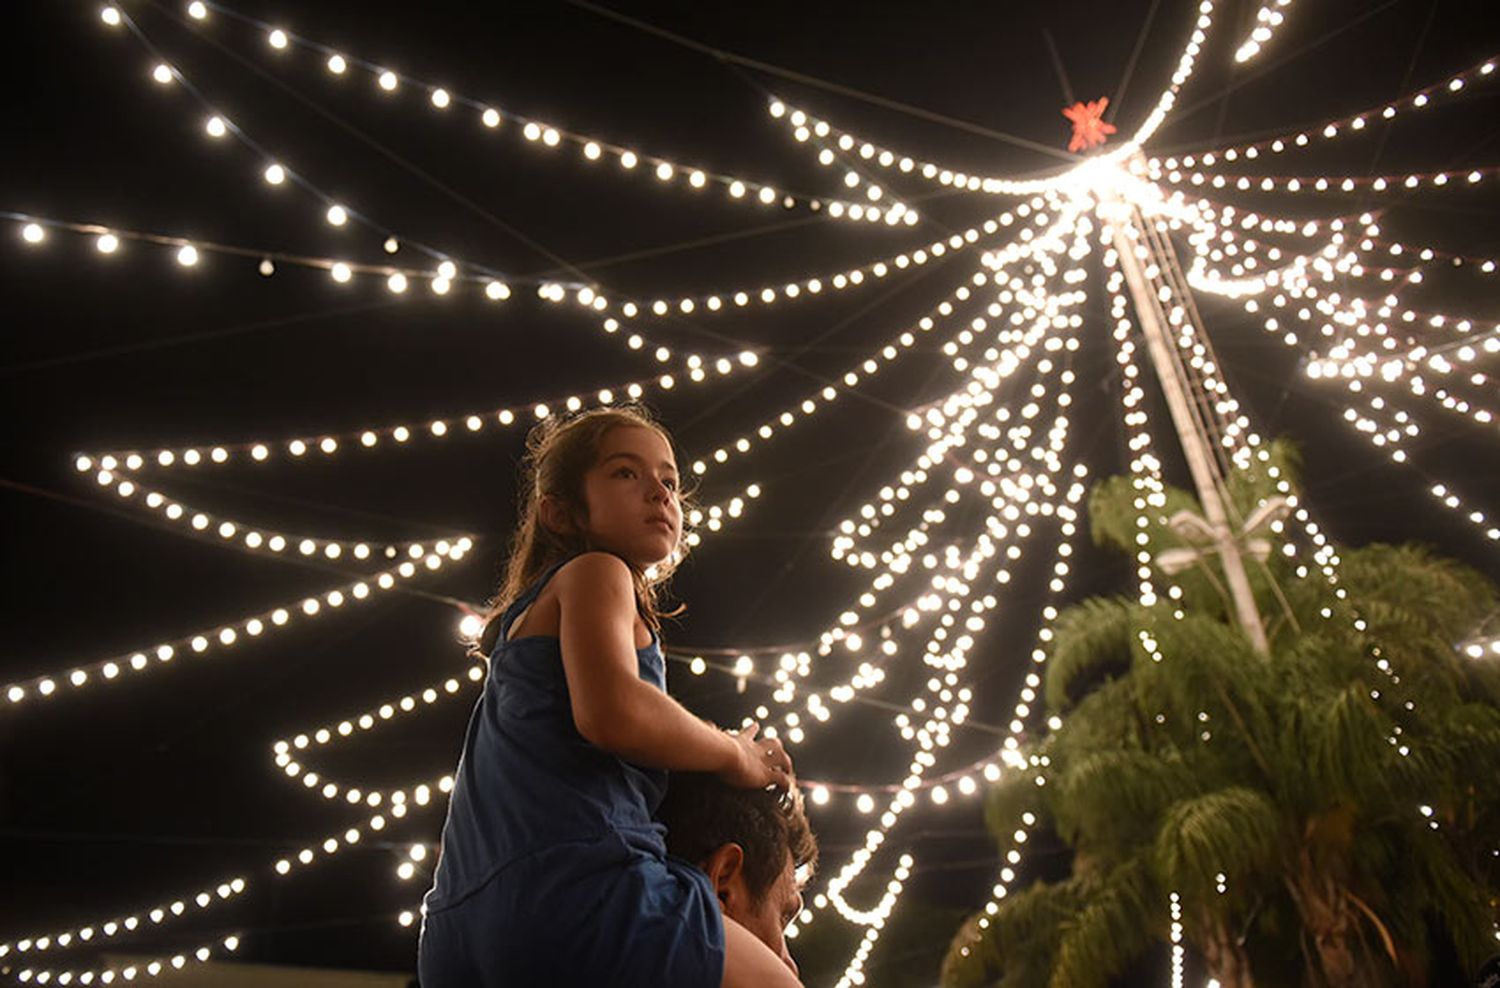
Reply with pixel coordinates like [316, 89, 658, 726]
[65, 467, 466, 564]
[6, 212, 518, 296]
[1, 538, 474, 709]
[4, 934, 242, 987]
[604, 205, 1032, 325]
[1147, 160, 1497, 195]
[171, 0, 913, 225]
[1154, 54, 1497, 160]
[0, 881, 244, 966]
[97, 5, 529, 292]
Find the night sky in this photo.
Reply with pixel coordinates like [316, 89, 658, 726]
[3, 1, 1498, 984]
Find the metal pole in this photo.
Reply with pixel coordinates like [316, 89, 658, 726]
[1109, 204, 1270, 653]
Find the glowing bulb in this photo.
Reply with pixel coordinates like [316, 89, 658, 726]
[205, 116, 228, 138]
[485, 281, 510, 301]
[187, 1, 207, 18]
[482, 107, 501, 128]
[263, 163, 286, 185]
[96, 233, 119, 254]
[21, 223, 44, 244]
[387, 272, 408, 293]
[100, 6, 122, 26]
[330, 262, 352, 283]
[326, 204, 348, 226]
[152, 63, 173, 84]
[327, 53, 347, 74]
[378, 70, 398, 91]
[267, 28, 288, 49]
[458, 614, 483, 638]
[176, 245, 199, 266]
[430, 88, 450, 109]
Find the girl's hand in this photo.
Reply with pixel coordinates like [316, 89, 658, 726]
[720, 723, 794, 790]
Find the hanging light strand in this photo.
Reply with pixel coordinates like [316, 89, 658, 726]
[1, 539, 474, 710]
[174, 0, 906, 224]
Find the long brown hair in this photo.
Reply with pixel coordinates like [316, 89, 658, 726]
[474, 405, 691, 656]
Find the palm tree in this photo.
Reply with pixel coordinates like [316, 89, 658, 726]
[942, 446, 1500, 988]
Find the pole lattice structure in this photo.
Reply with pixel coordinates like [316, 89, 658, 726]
[1107, 195, 1271, 654]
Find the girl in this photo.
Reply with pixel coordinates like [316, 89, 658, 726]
[419, 407, 802, 987]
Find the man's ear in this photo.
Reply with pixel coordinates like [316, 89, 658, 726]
[700, 843, 747, 911]
[537, 495, 577, 536]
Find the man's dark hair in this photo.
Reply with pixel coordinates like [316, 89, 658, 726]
[657, 773, 818, 900]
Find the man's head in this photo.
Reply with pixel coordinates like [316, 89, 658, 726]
[658, 773, 818, 972]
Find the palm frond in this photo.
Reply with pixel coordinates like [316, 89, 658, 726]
[1045, 595, 1141, 711]
[1298, 682, 1399, 806]
[1052, 748, 1193, 850]
[941, 877, 1084, 988]
[1154, 786, 1283, 900]
[1049, 856, 1163, 988]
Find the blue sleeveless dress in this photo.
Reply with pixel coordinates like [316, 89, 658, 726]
[418, 558, 725, 986]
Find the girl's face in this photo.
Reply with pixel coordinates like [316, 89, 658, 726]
[575, 425, 682, 568]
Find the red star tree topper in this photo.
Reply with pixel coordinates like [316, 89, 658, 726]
[1062, 97, 1117, 152]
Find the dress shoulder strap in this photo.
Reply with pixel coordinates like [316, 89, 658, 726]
[498, 556, 577, 643]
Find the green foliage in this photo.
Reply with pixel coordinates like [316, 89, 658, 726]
[1154, 787, 1281, 901]
[943, 459, 1500, 987]
[1044, 595, 1138, 711]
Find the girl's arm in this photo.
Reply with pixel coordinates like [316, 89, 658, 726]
[554, 552, 791, 787]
